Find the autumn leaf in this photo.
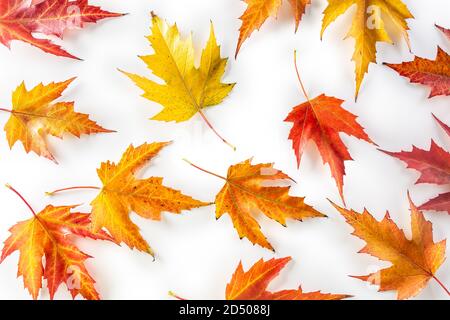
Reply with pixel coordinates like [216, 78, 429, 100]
[1, 184, 112, 300]
[47, 142, 210, 255]
[184, 158, 325, 251]
[0, 0, 123, 59]
[171, 257, 350, 300]
[436, 24, 450, 41]
[121, 13, 236, 149]
[332, 196, 449, 299]
[416, 115, 450, 214]
[384, 47, 450, 98]
[235, 0, 311, 56]
[285, 52, 373, 203]
[321, 0, 414, 98]
[420, 193, 450, 215]
[0, 78, 113, 163]
[434, 114, 450, 138]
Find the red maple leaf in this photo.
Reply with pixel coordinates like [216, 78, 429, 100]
[285, 52, 373, 203]
[0, 0, 123, 59]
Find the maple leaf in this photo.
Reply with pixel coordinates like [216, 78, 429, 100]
[171, 257, 350, 300]
[235, 0, 311, 56]
[121, 13, 236, 149]
[384, 47, 450, 98]
[0, 0, 123, 59]
[321, 0, 414, 98]
[416, 115, 450, 214]
[184, 158, 325, 251]
[48, 142, 210, 255]
[285, 52, 373, 203]
[1, 184, 111, 300]
[436, 24, 450, 41]
[226, 257, 351, 300]
[0, 78, 113, 163]
[332, 196, 449, 299]
[433, 114, 450, 138]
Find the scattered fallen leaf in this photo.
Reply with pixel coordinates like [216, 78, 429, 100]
[1, 184, 111, 300]
[419, 192, 450, 215]
[185, 158, 325, 251]
[321, 0, 414, 98]
[235, 0, 311, 56]
[285, 52, 373, 203]
[226, 257, 350, 300]
[0, 0, 123, 59]
[121, 13, 236, 149]
[436, 24, 450, 41]
[417, 115, 450, 214]
[382, 141, 450, 186]
[433, 114, 450, 138]
[1, 78, 113, 163]
[48, 142, 210, 255]
[171, 257, 350, 300]
[332, 196, 449, 299]
[384, 47, 450, 98]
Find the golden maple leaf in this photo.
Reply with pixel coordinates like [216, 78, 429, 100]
[1, 78, 113, 162]
[1, 185, 111, 300]
[321, 0, 413, 98]
[86, 142, 209, 255]
[121, 13, 236, 149]
[235, 0, 311, 56]
[185, 158, 325, 251]
[332, 196, 448, 299]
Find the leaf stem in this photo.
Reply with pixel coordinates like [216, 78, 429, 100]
[46, 186, 101, 196]
[293, 50, 310, 102]
[0, 108, 12, 114]
[433, 275, 450, 296]
[183, 158, 227, 181]
[198, 110, 236, 151]
[168, 291, 186, 300]
[5, 184, 38, 219]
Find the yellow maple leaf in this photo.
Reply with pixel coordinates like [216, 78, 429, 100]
[185, 158, 325, 251]
[1, 78, 113, 162]
[332, 196, 448, 299]
[88, 142, 210, 255]
[121, 13, 235, 149]
[321, 0, 413, 98]
[235, 0, 311, 56]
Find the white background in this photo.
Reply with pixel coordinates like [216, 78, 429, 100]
[0, 0, 449, 300]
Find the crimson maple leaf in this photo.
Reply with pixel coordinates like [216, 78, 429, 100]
[0, 0, 123, 59]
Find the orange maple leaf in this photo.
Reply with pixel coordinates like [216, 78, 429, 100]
[384, 47, 450, 98]
[48, 142, 210, 255]
[1, 184, 111, 300]
[184, 158, 325, 251]
[171, 257, 350, 300]
[285, 52, 373, 203]
[332, 196, 449, 299]
[0, 0, 123, 59]
[235, 0, 311, 56]
[0, 78, 114, 162]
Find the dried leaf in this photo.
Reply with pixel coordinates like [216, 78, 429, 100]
[186, 158, 325, 251]
[385, 47, 450, 98]
[321, 0, 413, 98]
[0, 0, 123, 59]
[2, 78, 113, 162]
[121, 13, 235, 148]
[1, 185, 111, 300]
[332, 196, 447, 299]
[226, 257, 350, 300]
[90, 142, 210, 255]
